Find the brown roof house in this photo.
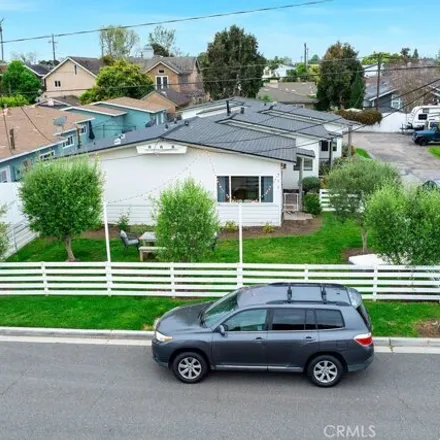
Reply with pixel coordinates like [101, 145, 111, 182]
[258, 82, 318, 108]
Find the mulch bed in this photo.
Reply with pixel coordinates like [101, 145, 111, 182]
[219, 216, 323, 240]
[416, 320, 440, 337]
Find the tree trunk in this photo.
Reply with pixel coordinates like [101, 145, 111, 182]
[64, 235, 76, 262]
[361, 229, 369, 254]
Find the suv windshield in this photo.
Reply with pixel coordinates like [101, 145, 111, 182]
[202, 289, 239, 327]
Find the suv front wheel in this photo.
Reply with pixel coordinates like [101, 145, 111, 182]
[171, 352, 208, 384]
[307, 355, 344, 387]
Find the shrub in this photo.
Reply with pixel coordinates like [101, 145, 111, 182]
[302, 176, 321, 194]
[223, 221, 239, 233]
[154, 178, 220, 262]
[262, 222, 275, 234]
[0, 205, 8, 261]
[303, 193, 322, 215]
[336, 109, 382, 126]
[19, 158, 104, 261]
[0, 95, 29, 107]
[117, 211, 130, 232]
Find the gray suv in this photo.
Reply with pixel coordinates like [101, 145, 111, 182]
[152, 283, 374, 387]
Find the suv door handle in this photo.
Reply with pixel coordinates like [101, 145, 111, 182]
[305, 336, 316, 341]
[254, 337, 265, 343]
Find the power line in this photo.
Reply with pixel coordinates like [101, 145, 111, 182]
[2, 0, 332, 45]
[19, 106, 62, 144]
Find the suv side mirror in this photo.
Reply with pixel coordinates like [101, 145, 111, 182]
[218, 324, 226, 336]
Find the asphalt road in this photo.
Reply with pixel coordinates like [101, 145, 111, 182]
[0, 342, 439, 440]
[351, 132, 439, 184]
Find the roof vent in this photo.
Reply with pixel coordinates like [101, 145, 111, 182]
[184, 120, 189, 126]
[114, 138, 122, 146]
[165, 123, 169, 129]
[240, 107, 245, 114]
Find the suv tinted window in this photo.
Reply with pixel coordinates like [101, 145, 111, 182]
[316, 310, 344, 330]
[271, 309, 305, 331]
[305, 309, 316, 330]
[224, 309, 267, 332]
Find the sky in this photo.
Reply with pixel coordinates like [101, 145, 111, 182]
[1, 0, 439, 63]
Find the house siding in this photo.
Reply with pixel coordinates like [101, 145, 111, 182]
[43, 60, 96, 98]
[147, 63, 180, 92]
[95, 143, 283, 227]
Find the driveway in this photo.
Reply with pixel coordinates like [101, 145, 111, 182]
[1, 342, 440, 440]
[351, 132, 440, 184]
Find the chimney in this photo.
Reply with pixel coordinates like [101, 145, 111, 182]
[140, 44, 155, 59]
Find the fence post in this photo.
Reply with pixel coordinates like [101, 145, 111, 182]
[372, 265, 378, 302]
[106, 261, 112, 296]
[13, 224, 18, 253]
[170, 263, 176, 295]
[304, 264, 309, 281]
[237, 263, 244, 288]
[41, 262, 49, 295]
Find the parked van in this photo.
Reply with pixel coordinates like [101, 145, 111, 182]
[406, 105, 440, 130]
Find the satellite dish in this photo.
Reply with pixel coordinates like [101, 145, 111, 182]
[53, 115, 67, 127]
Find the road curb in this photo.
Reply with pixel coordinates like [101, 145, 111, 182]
[0, 327, 438, 347]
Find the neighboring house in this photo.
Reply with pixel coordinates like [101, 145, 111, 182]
[258, 82, 318, 108]
[69, 100, 350, 226]
[263, 64, 296, 79]
[62, 97, 167, 140]
[0, 106, 94, 182]
[24, 63, 52, 86]
[42, 56, 104, 98]
[363, 63, 384, 78]
[142, 88, 205, 117]
[140, 56, 203, 94]
[36, 95, 82, 110]
[363, 80, 401, 112]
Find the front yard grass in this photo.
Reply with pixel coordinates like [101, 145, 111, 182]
[428, 147, 440, 159]
[355, 148, 371, 159]
[7, 214, 364, 264]
[0, 295, 437, 337]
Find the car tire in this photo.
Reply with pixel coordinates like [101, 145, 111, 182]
[307, 355, 344, 388]
[419, 138, 428, 146]
[171, 352, 208, 384]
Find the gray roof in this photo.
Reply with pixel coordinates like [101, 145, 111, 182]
[27, 63, 52, 77]
[257, 86, 317, 105]
[140, 56, 198, 74]
[37, 95, 82, 108]
[365, 81, 395, 101]
[76, 117, 316, 163]
[216, 111, 334, 139]
[70, 56, 104, 75]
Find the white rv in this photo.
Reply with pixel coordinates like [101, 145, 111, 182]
[407, 105, 440, 130]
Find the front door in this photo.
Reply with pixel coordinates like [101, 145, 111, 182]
[211, 309, 268, 369]
[266, 308, 320, 371]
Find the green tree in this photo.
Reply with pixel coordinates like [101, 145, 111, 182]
[99, 25, 139, 58]
[1, 61, 41, 102]
[412, 48, 419, 60]
[19, 158, 104, 262]
[80, 59, 154, 104]
[361, 52, 402, 65]
[0, 206, 8, 261]
[154, 179, 219, 262]
[309, 54, 320, 64]
[327, 158, 401, 253]
[282, 69, 298, 82]
[366, 185, 440, 265]
[349, 70, 365, 109]
[316, 42, 363, 110]
[149, 25, 181, 56]
[0, 95, 29, 107]
[202, 25, 266, 99]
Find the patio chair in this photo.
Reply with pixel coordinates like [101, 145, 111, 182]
[120, 230, 140, 251]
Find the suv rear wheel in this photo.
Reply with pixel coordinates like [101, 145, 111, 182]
[307, 355, 344, 387]
[171, 352, 208, 384]
[418, 138, 428, 146]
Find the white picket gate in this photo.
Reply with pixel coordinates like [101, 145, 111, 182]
[1, 262, 440, 301]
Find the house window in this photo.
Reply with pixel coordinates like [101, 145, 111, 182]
[418, 113, 428, 121]
[217, 176, 274, 203]
[79, 124, 87, 135]
[320, 141, 329, 152]
[158, 69, 165, 74]
[54, 80, 61, 88]
[156, 76, 168, 89]
[332, 139, 338, 152]
[294, 158, 313, 171]
[63, 135, 75, 148]
[391, 94, 402, 109]
[40, 151, 55, 161]
[0, 167, 10, 183]
[74, 65, 78, 75]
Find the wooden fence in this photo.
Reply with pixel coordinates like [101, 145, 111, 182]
[1, 262, 440, 301]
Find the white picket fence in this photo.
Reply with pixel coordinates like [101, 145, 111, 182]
[5, 222, 37, 259]
[1, 262, 440, 301]
[319, 189, 334, 212]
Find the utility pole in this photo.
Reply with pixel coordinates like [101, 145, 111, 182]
[48, 34, 57, 64]
[304, 43, 308, 71]
[375, 54, 382, 111]
[0, 19, 4, 62]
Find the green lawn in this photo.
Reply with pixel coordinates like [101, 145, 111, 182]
[0, 295, 437, 336]
[8, 214, 363, 264]
[355, 148, 371, 159]
[428, 147, 440, 159]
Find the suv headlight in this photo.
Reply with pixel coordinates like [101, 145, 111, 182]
[154, 330, 173, 343]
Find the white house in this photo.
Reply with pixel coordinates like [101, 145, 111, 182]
[74, 101, 350, 227]
[263, 64, 296, 79]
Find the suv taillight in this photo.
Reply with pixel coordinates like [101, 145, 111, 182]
[354, 333, 373, 347]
